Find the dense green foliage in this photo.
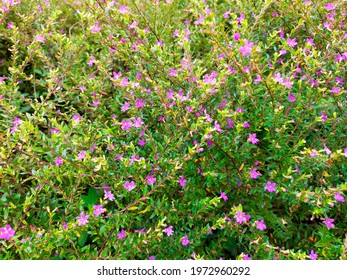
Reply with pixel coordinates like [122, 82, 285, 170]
[0, 0, 346, 260]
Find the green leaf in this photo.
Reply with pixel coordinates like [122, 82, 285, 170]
[78, 232, 88, 247]
[81, 188, 99, 206]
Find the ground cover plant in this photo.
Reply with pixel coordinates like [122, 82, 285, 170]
[0, 0, 347, 260]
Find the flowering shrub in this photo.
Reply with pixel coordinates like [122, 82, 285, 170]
[0, 0, 347, 260]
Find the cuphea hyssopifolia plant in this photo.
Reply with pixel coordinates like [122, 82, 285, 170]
[0, 0, 346, 260]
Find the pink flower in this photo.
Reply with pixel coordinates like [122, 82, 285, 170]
[234, 210, 251, 224]
[118, 5, 129, 14]
[242, 254, 252, 260]
[323, 143, 331, 155]
[90, 23, 102, 33]
[104, 189, 115, 201]
[309, 250, 318, 260]
[286, 38, 297, 47]
[182, 236, 190, 246]
[124, 181, 135, 191]
[0, 224, 15, 240]
[239, 40, 254, 56]
[334, 192, 345, 202]
[117, 229, 127, 240]
[54, 156, 63, 166]
[288, 92, 296, 102]
[255, 219, 267, 230]
[121, 119, 133, 130]
[264, 181, 277, 192]
[344, 147, 347, 158]
[325, 3, 335, 11]
[138, 139, 146, 146]
[164, 226, 174, 236]
[331, 87, 341, 94]
[248, 133, 259, 144]
[322, 218, 334, 229]
[146, 175, 156, 185]
[35, 34, 46, 43]
[135, 98, 146, 108]
[250, 168, 261, 179]
[133, 117, 144, 128]
[243, 122, 250, 128]
[179, 176, 186, 187]
[149, 256, 155, 260]
[321, 112, 328, 122]
[77, 150, 86, 160]
[93, 205, 106, 216]
[76, 212, 89, 226]
[233, 33, 240, 41]
[220, 191, 228, 201]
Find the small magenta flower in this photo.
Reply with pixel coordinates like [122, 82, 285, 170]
[179, 175, 187, 187]
[233, 33, 240, 41]
[117, 229, 127, 240]
[164, 226, 174, 236]
[255, 220, 267, 230]
[248, 133, 259, 144]
[344, 147, 347, 158]
[334, 192, 345, 202]
[250, 168, 261, 179]
[288, 92, 296, 102]
[90, 22, 102, 33]
[124, 181, 135, 191]
[77, 150, 86, 160]
[239, 40, 254, 56]
[93, 205, 106, 216]
[133, 117, 144, 128]
[286, 38, 297, 47]
[234, 210, 251, 224]
[309, 250, 318, 260]
[325, 3, 335, 11]
[146, 175, 156, 185]
[35, 34, 46, 43]
[323, 143, 331, 155]
[54, 156, 63, 166]
[0, 224, 15, 241]
[182, 236, 190, 246]
[76, 212, 89, 226]
[104, 189, 115, 201]
[242, 254, 252, 260]
[121, 119, 133, 130]
[264, 181, 277, 192]
[220, 191, 228, 201]
[322, 218, 334, 229]
[149, 256, 155, 260]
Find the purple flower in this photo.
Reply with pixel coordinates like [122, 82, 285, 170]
[264, 181, 277, 192]
[321, 112, 328, 122]
[220, 191, 228, 201]
[322, 218, 334, 229]
[0, 224, 15, 241]
[179, 175, 187, 187]
[164, 226, 174, 236]
[234, 210, 251, 224]
[76, 212, 89, 226]
[288, 92, 296, 102]
[90, 22, 102, 33]
[77, 150, 86, 160]
[149, 256, 155, 260]
[35, 34, 46, 43]
[331, 87, 341, 94]
[146, 175, 156, 185]
[93, 205, 106, 216]
[138, 139, 146, 146]
[121, 102, 130, 112]
[242, 254, 252, 260]
[239, 40, 254, 56]
[104, 189, 115, 201]
[54, 156, 63, 166]
[287, 38, 297, 47]
[133, 117, 144, 128]
[248, 133, 259, 144]
[233, 33, 240, 41]
[323, 143, 331, 155]
[135, 98, 146, 108]
[250, 168, 261, 179]
[243, 122, 250, 128]
[344, 148, 347, 158]
[121, 119, 133, 130]
[334, 192, 345, 202]
[325, 3, 335, 11]
[124, 181, 135, 191]
[255, 219, 267, 230]
[182, 236, 190, 246]
[117, 229, 127, 240]
[309, 250, 318, 260]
